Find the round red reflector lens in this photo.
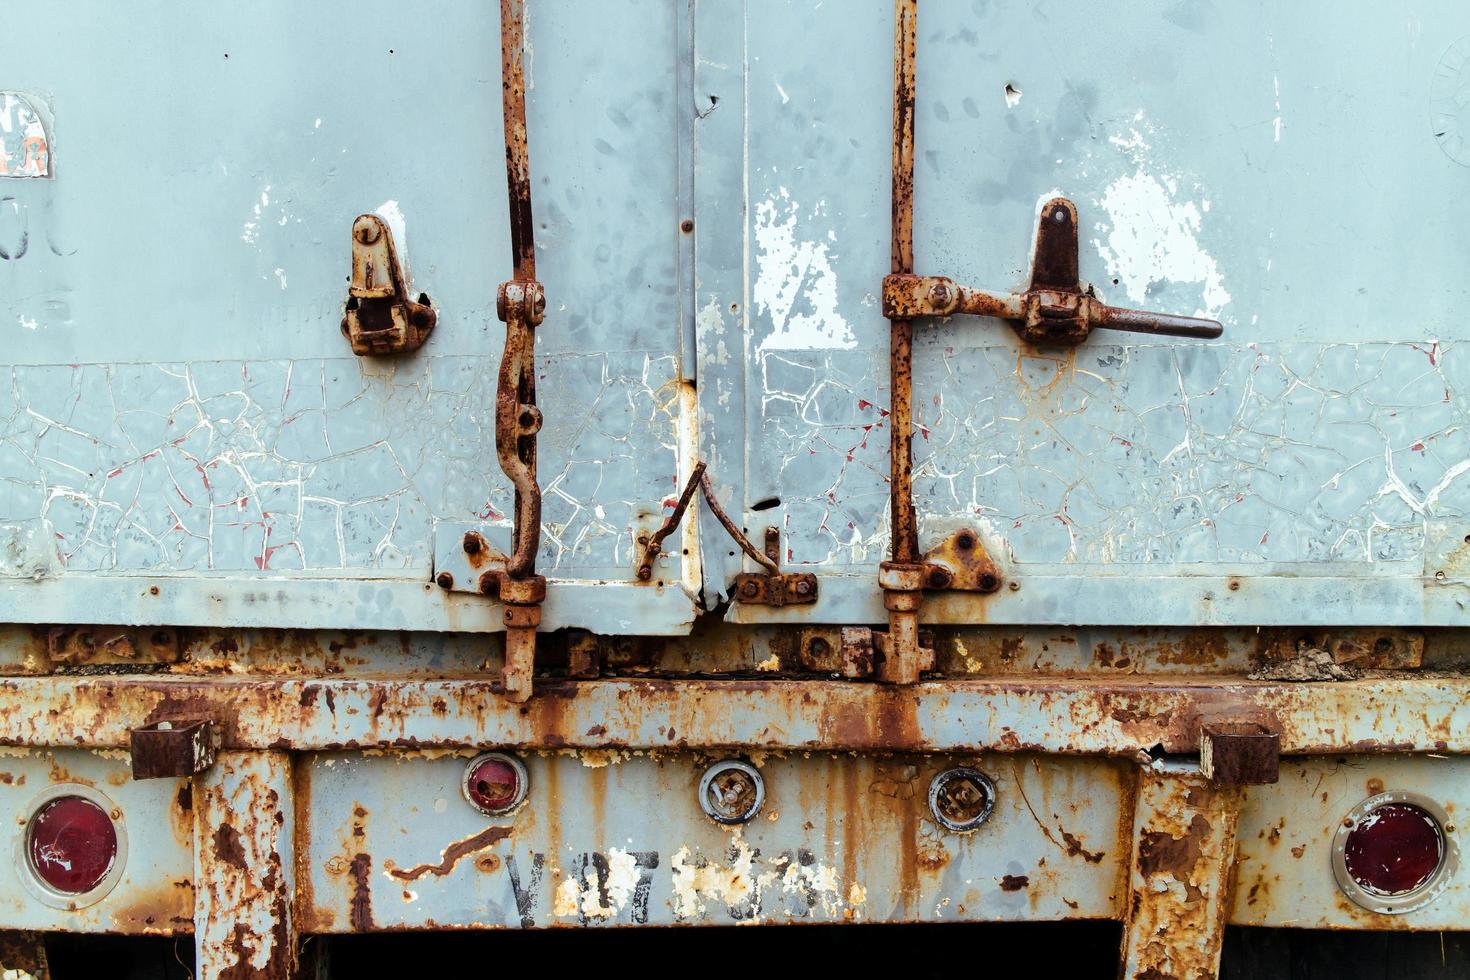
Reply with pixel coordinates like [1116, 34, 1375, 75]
[464, 755, 525, 814]
[26, 795, 118, 895]
[1343, 803, 1444, 896]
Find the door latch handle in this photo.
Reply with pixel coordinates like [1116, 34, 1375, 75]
[341, 213, 436, 355]
[882, 197, 1223, 346]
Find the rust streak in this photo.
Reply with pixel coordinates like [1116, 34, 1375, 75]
[388, 826, 513, 883]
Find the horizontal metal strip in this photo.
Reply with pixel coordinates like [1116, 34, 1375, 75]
[0, 676, 1462, 755]
[728, 574, 1463, 627]
[0, 577, 695, 635]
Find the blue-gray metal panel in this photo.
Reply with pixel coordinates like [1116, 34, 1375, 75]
[300, 751, 1129, 929]
[696, 1, 1470, 625]
[0, 748, 193, 934]
[0, 2, 686, 594]
[1232, 755, 1470, 929]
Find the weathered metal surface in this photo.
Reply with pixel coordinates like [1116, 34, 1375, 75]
[194, 751, 295, 978]
[299, 751, 1130, 930]
[46, 626, 181, 666]
[921, 527, 1001, 593]
[1122, 762, 1241, 980]
[1231, 755, 1470, 930]
[0, 748, 193, 935]
[2, 675, 1468, 756]
[130, 719, 217, 781]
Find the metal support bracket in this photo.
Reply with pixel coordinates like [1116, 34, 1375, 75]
[341, 213, 436, 355]
[130, 719, 217, 780]
[921, 527, 1001, 592]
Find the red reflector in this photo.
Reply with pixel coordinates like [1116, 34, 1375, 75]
[26, 795, 118, 895]
[464, 754, 525, 815]
[1343, 803, 1444, 896]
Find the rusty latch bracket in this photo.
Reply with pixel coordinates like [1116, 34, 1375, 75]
[636, 462, 817, 607]
[341, 213, 436, 355]
[130, 719, 217, 780]
[882, 198, 1224, 347]
[921, 527, 1001, 592]
[1200, 721, 1280, 787]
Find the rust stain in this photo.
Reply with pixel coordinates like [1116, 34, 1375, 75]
[212, 823, 248, 872]
[388, 826, 513, 883]
[349, 853, 375, 931]
[1000, 874, 1029, 891]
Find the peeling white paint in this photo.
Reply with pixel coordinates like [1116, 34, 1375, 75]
[1004, 82, 1022, 108]
[16, 314, 37, 331]
[754, 188, 855, 351]
[241, 186, 270, 244]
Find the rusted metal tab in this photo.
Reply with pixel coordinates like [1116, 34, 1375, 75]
[130, 718, 217, 780]
[194, 751, 295, 980]
[340, 213, 436, 356]
[47, 626, 182, 666]
[731, 571, 818, 607]
[0, 931, 49, 979]
[921, 528, 1002, 592]
[1122, 762, 1242, 980]
[1200, 721, 1280, 787]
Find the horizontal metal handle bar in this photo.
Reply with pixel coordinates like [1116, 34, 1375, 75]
[1098, 305, 1223, 339]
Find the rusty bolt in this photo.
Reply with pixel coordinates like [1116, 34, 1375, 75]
[928, 281, 953, 309]
[1228, 578, 1240, 591]
[795, 578, 813, 596]
[463, 533, 483, 556]
[474, 853, 502, 874]
[435, 572, 454, 590]
[955, 532, 975, 551]
[478, 570, 500, 596]
[979, 573, 999, 592]
[806, 636, 832, 660]
[927, 566, 953, 589]
[325, 856, 348, 876]
[680, 219, 694, 233]
[1008, 580, 1020, 592]
[354, 221, 381, 245]
[740, 579, 760, 599]
[636, 565, 653, 581]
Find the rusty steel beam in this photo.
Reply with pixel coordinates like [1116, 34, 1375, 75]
[3, 676, 1468, 756]
[194, 751, 296, 980]
[1121, 762, 1242, 980]
[494, 0, 548, 703]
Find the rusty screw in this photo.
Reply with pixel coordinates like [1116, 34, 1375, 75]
[979, 573, 999, 592]
[463, 533, 483, 557]
[927, 566, 953, 589]
[636, 565, 653, 581]
[435, 572, 454, 590]
[740, 579, 760, 599]
[795, 578, 813, 596]
[928, 281, 953, 309]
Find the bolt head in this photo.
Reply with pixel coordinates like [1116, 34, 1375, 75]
[740, 580, 760, 598]
[463, 534, 482, 556]
[435, 572, 454, 590]
[929, 282, 952, 308]
[927, 567, 953, 589]
[795, 579, 813, 595]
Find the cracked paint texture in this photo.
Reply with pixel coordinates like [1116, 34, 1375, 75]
[0, 354, 677, 574]
[764, 340, 1467, 567]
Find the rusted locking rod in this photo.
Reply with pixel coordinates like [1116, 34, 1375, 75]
[494, 0, 547, 703]
[878, 0, 928, 685]
[637, 463, 780, 582]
